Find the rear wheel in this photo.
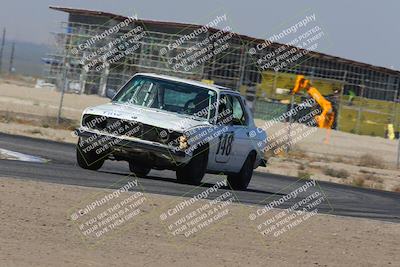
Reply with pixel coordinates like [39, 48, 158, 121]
[176, 146, 208, 185]
[129, 161, 151, 177]
[76, 137, 104, 170]
[227, 152, 255, 190]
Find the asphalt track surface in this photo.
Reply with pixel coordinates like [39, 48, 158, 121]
[0, 132, 399, 223]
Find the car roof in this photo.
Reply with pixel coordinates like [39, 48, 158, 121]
[135, 72, 241, 95]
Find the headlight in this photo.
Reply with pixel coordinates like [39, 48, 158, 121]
[178, 135, 189, 150]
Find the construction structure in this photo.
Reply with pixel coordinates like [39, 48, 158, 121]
[45, 6, 400, 137]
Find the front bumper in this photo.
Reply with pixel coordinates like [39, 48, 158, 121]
[76, 128, 189, 164]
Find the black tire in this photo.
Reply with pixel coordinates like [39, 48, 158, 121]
[176, 146, 208, 185]
[76, 138, 104, 170]
[227, 152, 256, 190]
[129, 161, 151, 177]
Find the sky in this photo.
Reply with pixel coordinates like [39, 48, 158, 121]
[0, 0, 399, 70]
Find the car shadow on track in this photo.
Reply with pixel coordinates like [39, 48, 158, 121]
[244, 187, 286, 196]
[98, 170, 285, 196]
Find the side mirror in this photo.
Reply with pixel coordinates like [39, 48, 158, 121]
[106, 88, 117, 99]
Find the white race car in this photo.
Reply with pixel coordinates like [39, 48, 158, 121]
[76, 73, 267, 189]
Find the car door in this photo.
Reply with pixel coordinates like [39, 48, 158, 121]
[207, 93, 248, 173]
[229, 95, 252, 172]
[214, 94, 235, 166]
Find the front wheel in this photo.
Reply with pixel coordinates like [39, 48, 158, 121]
[129, 161, 151, 177]
[76, 138, 104, 170]
[176, 146, 208, 185]
[227, 152, 255, 190]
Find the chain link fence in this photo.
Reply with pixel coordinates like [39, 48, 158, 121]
[44, 12, 400, 139]
[245, 71, 399, 138]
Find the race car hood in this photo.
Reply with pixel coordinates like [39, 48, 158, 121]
[83, 103, 210, 132]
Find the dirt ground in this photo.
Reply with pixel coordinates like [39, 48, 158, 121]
[1, 81, 400, 191]
[0, 176, 398, 267]
[254, 119, 400, 191]
[0, 121, 78, 143]
[0, 81, 107, 121]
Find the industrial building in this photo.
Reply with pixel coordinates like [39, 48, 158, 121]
[44, 6, 399, 137]
[46, 6, 400, 101]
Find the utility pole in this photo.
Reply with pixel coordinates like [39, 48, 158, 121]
[57, 34, 72, 124]
[396, 99, 400, 168]
[8, 41, 15, 74]
[57, 61, 68, 124]
[0, 28, 6, 74]
[286, 94, 295, 153]
[356, 74, 365, 135]
[335, 70, 347, 131]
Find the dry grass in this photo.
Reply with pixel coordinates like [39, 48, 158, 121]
[0, 111, 77, 131]
[27, 129, 42, 135]
[298, 171, 312, 179]
[352, 177, 365, 187]
[287, 149, 309, 159]
[298, 163, 307, 170]
[323, 167, 350, 179]
[359, 169, 374, 174]
[371, 183, 384, 190]
[363, 173, 384, 183]
[331, 156, 358, 166]
[358, 154, 384, 169]
[392, 185, 400, 193]
[351, 174, 385, 190]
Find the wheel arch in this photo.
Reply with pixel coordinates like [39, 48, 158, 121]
[248, 149, 260, 169]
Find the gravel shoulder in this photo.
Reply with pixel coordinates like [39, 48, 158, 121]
[0, 177, 398, 267]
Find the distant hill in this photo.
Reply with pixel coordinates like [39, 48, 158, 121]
[0, 41, 50, 77]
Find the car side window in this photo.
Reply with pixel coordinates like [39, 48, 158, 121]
[231, 96, 247, 126]
[217, 94, 247, 126]
[217, 94, 233, 125]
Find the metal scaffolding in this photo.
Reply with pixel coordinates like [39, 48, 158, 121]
[44, 6, 400, 137]
[44, 14, 400, 102]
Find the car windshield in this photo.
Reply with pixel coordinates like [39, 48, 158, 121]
[113, 75, 217, 120]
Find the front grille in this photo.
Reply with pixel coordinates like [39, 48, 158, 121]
[105, 118, 142, 137]
[82, 114, 107, 130]
[82, 114, 181, 145]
